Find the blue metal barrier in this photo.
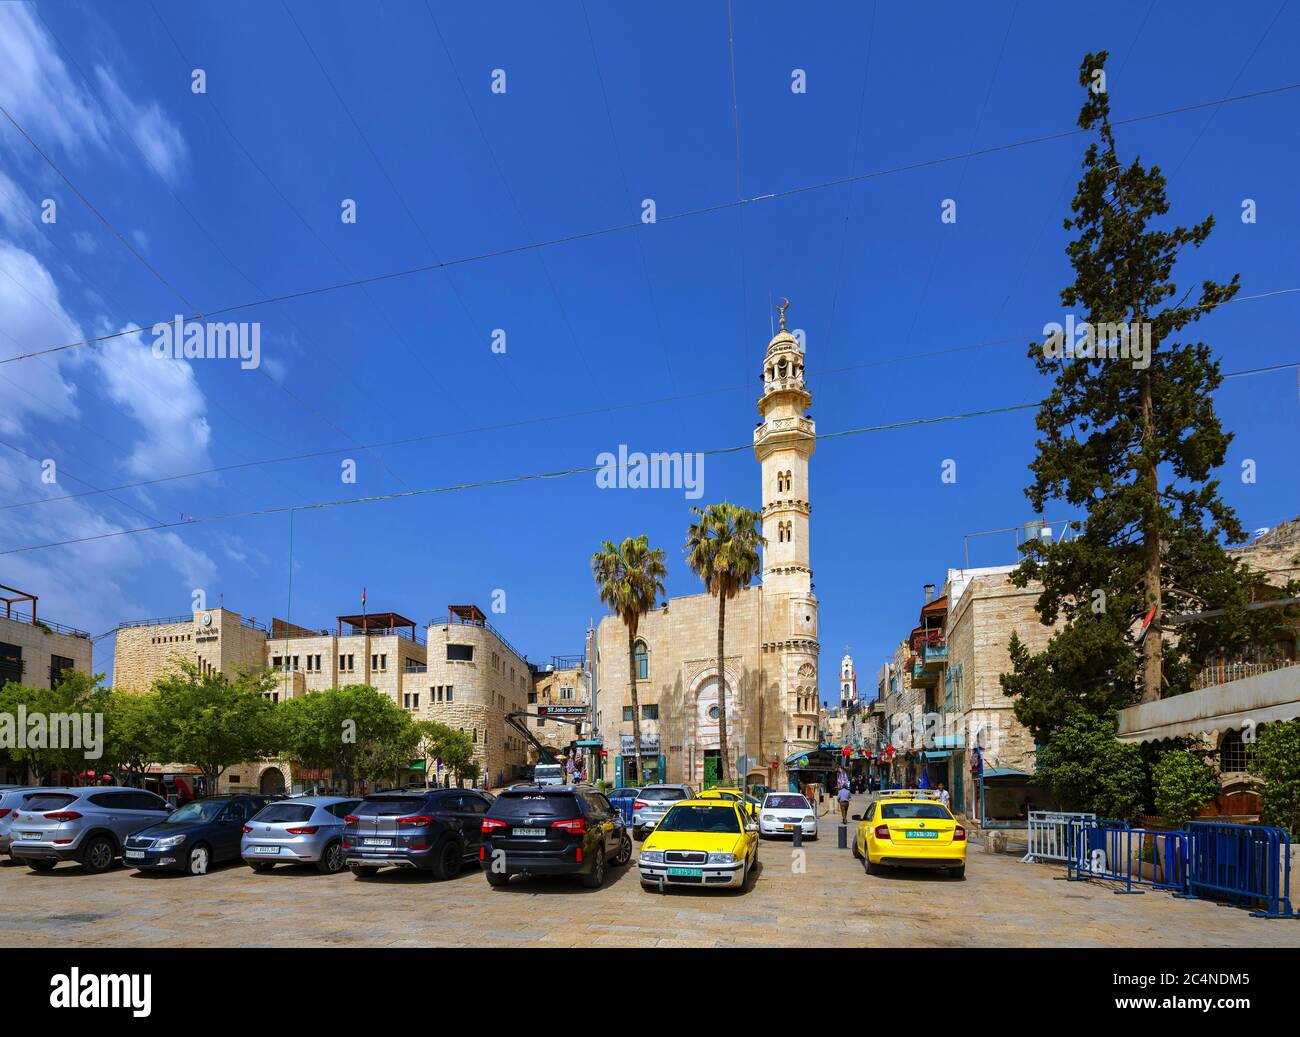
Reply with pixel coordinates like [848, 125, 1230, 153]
[1065, 819, 1185, 894]
[1181, 821, 1294, 919]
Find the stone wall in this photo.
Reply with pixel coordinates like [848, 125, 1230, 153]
[0, 615, 93, 689]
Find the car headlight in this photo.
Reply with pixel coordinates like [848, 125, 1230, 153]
[154, 835, 186, 850]
[803, 815, 816, 823]
[761, 814, 774, 821]
[640, 850, 665, 864]
[707, 852, 736, 864]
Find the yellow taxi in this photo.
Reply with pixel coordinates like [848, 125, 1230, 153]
[638, 799, 758, 891]
[694, 787, 761, 820]
[853, 792, 966, 879]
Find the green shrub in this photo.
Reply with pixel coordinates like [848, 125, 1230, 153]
[1252, 720, 1300, 838]
[1151, 750, 1217, 826]
[1035, 711, 1145, 820]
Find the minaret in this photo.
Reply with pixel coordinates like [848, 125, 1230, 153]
[754, 299, 815, 597]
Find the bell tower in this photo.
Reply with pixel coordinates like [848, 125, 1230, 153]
[754, 300, 815, 598]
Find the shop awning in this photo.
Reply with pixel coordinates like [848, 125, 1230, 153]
[920, 750, 951, 761]
[982, 767, 1031, 779]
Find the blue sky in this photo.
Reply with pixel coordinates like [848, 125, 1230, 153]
[1, 0, 1297, 699]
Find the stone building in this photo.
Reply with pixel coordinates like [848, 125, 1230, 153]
[526, 657, 588, 767]
[593, 318, 822, 791]
[421, 605, 531, 787]
[0, 584, 95, 783]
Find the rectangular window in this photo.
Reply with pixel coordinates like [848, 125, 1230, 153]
[446, 685, 453, 701]
[560, 686, 575, 700]
[49, 654, 75, 690]
[642, 704, 658, 720]
[447, 644, 474, 662]
[623, 706, 634, 722]
[412, 692, 419, 709]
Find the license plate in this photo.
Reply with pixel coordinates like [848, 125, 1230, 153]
[783, 824, 795, 831]
[20, 832, 40, 840]
[905, 830, 939, 839]
[125, 850, 145, 859]
[253, 846, 280, 855]
[362, 838, 392, 847]
[667, 866, 702, 877]
[513, 828, 544, 837]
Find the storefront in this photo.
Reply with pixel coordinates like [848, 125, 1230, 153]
[785, 748, 839, 794]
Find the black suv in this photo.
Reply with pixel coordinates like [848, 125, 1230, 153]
[343, 789, 494, 879]
[480, 784, 632, 889]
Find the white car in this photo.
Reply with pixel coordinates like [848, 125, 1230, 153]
[758, 792, 818, 840]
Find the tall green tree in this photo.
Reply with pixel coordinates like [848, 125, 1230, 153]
[0, 670, 106, 784]
[277, 684, 416, 792]
[412, 719, 475, 787]
[99, 689, 165, 785]
[592, 534, 667, 785]
[1004, 50, 1279, 727]
[685, 502, 765, 786]
[152, 663, 279, 794]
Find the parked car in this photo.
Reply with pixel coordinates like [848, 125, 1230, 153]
[631, 784, 695, 839]
[125, 795, 273, 875]
[241, 796, 361, 873]
[757, 792, 818, 839]
[852, 794, 966, 879]
[531, 763, 565, 787]
[695, 787, 762, 820]
[0, 787, 41, 860]
[638, 798, 759, 891]
[8, 787, 172, 873]
[607, 786, 640, 828]
[480, 784, 631, 889]
[343, 788, 493, 878]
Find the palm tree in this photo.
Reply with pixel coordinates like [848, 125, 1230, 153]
[684, 502, 765, 787]
[592, 535, 667, 785]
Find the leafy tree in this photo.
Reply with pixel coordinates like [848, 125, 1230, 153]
[592, 534, 667, 785]
[0, 670, 106, 784]
[685, 502, 765, 786]
[277, 684, 415, 792]
[1151, 749, 1217, 825]
[411, 720, 474, 787]
[1251, 720, 1300, 838]
[1005, 49, 1284, 724]
[99, 690, 165, 785]
[1034, 711, 1145, 820]
[152, 663, 279, 794]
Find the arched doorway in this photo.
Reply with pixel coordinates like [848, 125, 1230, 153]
[691, 672, 737, 788]
[259, 767, 286, 796]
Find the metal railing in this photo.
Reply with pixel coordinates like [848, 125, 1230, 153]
[117, 614, 194, 630]
[1062, 817, 1294, 917]
[1065, 820, 1187, 894]
[1, 611, 89, 638]
[1191, 656, 1300, 691]
[1022, 810, 1096, 865]
[1183, 821, 1294, 919]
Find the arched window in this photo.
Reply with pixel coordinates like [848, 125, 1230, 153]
[634, 640, 649, 681]
[784, 470, 793, 494]
[1219, 728, 1251, 773]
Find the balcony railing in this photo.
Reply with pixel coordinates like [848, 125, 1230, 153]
[436, 615, 524, 663]
[2, 611, 89, 638]
[1191, 656, 1300, 691]
[340, 625, 426, 647]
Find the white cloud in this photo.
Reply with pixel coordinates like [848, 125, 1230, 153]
[93, 327, 213, 480]
[0, 242, 81, 435]
[95, 66, 188, 186]
[0, 170, 38, 241]
[0, 3, 110, 158]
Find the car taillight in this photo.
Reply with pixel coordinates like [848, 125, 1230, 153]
[953, 826, 966, 841]
[481, 818, 506, 834]
[344, 815, 359, 824]
[479, 846, 486, 861]
[44, 811, 82, 822]
[874, 825, 891, 840]
[551, 818, 586, 834]
[241, 825, 253, 834]
[287, 826, 319, 835]
[0, 808, 10, 819]
[633, 801, 648, 810]
[397, 815, 433, 826]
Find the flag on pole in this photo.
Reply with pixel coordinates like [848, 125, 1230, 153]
[361, 588, 367, 608]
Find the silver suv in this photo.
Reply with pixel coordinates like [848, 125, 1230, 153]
[0, 787, 41, 859]
[632, 784, 695, 840]
[9, 787, 171, 873]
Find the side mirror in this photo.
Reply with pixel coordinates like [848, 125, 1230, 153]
[851, 814, 862, 821]
[745, 823, 758, 833]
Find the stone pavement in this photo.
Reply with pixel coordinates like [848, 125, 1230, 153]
[1, 793, 1295, 947]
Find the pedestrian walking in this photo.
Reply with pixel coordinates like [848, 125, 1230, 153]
[837, 783, 851, 825]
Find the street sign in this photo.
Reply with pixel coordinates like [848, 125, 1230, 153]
[538, 705, 587, 717]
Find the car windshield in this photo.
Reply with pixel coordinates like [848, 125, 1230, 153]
[358, 797, 427, 817]
[881, 803, 953, 820]
[253, 804, 315, 824]
[167, 801, 227, 824]
[21, 793, 76, 811]
[656, 805, 740, 834]
[639, 788, 687, 802]
[765, 795, 810, 810]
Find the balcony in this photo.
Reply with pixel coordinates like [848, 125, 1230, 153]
[921, 641, 948, 672]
